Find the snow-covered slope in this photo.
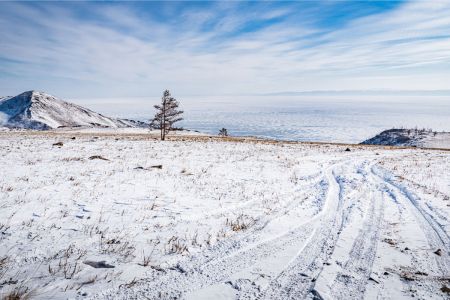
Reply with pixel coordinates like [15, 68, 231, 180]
[361, 128, 450, 149]
[0, 91, 146, 129]
[0, 132, 449, 299]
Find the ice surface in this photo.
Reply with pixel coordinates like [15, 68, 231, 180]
[75, 95, 450, 144]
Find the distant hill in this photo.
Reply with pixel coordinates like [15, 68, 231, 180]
[361, 128, 450, 149]
[0, 91, 147, 130]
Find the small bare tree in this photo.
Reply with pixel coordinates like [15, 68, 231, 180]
[218, 128, 228, 137]
[150, 90, 183, 140]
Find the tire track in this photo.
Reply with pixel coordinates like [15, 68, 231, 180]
[98, 164, 339, 299]
[108, 220, 317, 299]
[96, 159, 370, 299]
[259, 164, 346, 300]
[183, 173, 329, 270]
[325, 174, 385, 299]
[371, 166, 450, 275]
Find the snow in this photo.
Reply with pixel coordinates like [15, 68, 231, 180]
[361, 129, 450, 149]
[0, 91, 146, 130]
[0, 131, 449, 299]
[53, 127, 205, 136]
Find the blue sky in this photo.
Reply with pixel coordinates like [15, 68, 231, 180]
[0, 1, 450, 98]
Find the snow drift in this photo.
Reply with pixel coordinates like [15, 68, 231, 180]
[0, 91, 146, 130]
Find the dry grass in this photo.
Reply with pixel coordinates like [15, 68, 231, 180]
[2, 286, 34, 300]
[48, 244, 87, 279]
[61, 157, 84, 162]
[166, 236, 190, 255]
[4, 130, 449, 151]
[226, 214, 256, 232]
[99, 233, 136, 261]
[0, 255, 11, 282]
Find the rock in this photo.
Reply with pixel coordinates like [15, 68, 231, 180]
[345, 148, 351, 152]
[150, 265, 166, 272]
[382, 238, 397, 246]
[135, 165, 162, 170]
[415, 271, 428, 276]
[88, 155, 109, 161]
[225, 278, 253, 291]
[441, 285, 450, 294]
[171, 264, 186, 273]
[369, 276, 380, 284]
[400, 272, 415, 281]
[83, 260, 115, 269]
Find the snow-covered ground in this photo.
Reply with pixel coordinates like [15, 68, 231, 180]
[0, 131, 449, 299]
[53, 127, 205, 136]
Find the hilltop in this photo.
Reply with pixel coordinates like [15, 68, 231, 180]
[0, 91, 146, 130]
[361, 128, 450, 149]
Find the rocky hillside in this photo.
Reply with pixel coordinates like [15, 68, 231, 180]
[361, 128, 450, 149]
[0, 91, 146, 130]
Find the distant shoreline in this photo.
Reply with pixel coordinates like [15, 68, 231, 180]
[2, 128, 449, 152]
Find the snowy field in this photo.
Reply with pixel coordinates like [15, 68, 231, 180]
[0, 131, 449, 299]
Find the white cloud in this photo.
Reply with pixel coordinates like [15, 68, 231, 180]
[0, 1, 449, 98]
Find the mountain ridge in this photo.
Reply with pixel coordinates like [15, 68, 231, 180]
[0, 91, 146, 130]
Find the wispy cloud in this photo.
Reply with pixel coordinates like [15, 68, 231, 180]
[0, 1, 449, 98]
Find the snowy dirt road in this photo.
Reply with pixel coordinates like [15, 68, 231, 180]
[0, 132, 449, 299]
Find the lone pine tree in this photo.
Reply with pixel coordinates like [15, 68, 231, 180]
[150, 90, 184, 141]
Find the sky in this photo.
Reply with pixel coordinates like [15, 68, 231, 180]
[1, 0, 450, 98]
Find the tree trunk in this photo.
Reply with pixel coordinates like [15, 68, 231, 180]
[161, 99, 166, 140]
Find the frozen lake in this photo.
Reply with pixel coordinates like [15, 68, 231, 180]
[76, 95, 450, 143]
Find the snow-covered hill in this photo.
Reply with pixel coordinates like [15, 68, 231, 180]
[0, 91, 146, 129]
[361, 128, 450, 149]
[0, 131, 448, 299]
